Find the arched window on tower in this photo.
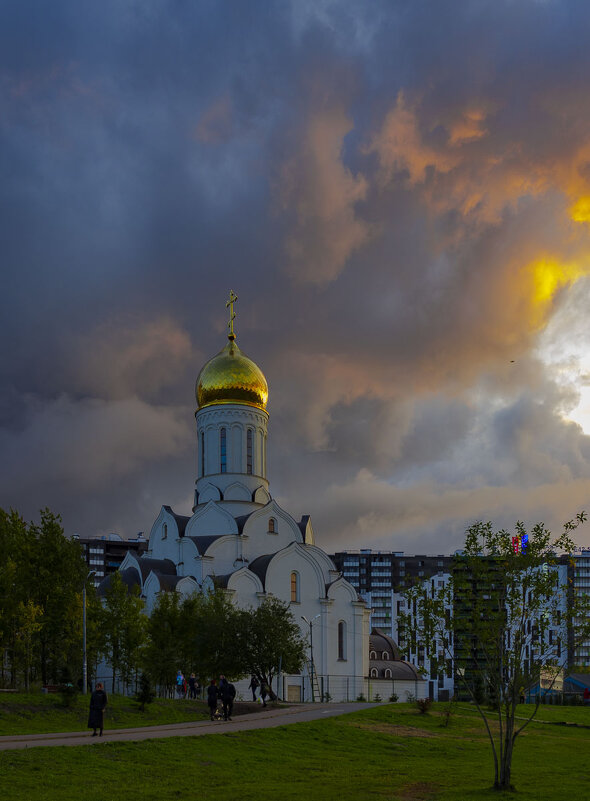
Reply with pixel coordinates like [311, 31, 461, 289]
[246, 429, 253, 474]
[338, 621, 347, 661]
[220, 428, 227, 473]
[162, 523, 168, 540]
[384, 668, 392, 679]
[200, 431, 205, 477]
[370, 668, 378, 678]
[290, 571, 300, 603]
[268, 517, 276, 533]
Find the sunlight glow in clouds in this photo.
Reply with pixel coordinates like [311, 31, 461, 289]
[537, 277, 590, 434]
[570, 197, 590, 223]
[532, 258, 590, 307]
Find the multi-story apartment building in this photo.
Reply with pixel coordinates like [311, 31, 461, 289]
[569, 549, 590, 668]
[74, 533, 148, 586]
[331, 549, 454, 635]
[330, 549, 455, 699]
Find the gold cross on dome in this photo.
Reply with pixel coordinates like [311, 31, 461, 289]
[226, 290, 238, 340]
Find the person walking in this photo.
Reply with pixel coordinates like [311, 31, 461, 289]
[207, 678, 219, 720]
[176, 670, 186, 699]
[88, 682, 108, 737]
[188, 673, 198, 700]
[260, 681, 269, 708]
[248, 675, 259, 702]
[219, 678, 236, 721]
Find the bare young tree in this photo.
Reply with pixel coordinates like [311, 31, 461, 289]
[399, 513, 590, 791]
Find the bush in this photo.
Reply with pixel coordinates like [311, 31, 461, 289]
[416, 697, 432, 714]
[135, 673, 156, 712]
[373, 694, 382, 702]
[389, 693, 398, 703]
[58, 667, 78, 708]
[322, 692, 332, 703]
[356, 693, 367, 702]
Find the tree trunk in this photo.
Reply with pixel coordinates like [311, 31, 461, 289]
[498, 727, 515, 789]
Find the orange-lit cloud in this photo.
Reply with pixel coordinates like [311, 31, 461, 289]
[447, 108, 489, 146]
[68, 318, 195, 401]
[279, 105, 370, 284]
[368, 91, 459, 185]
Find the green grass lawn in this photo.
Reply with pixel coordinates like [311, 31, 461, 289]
[1, 702, 590, 800]
[0, 691, 213, 734]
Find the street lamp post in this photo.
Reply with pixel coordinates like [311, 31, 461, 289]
[301, 614, 320, 702]
[83, 571, 96, 695]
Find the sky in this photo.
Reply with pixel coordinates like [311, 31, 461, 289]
[2, 0, 590, 555]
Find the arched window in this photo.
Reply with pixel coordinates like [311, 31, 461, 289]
[200, 431, 205, 476]
[246, 429, 253, 474]
[290, 571, 300, 603]
[369, 650, 377, 660]
[370, 668, 378, 678]
[382, 651, 389, 660]
[338, 621, 347, 660]
[384, 668, 392, 679]
[162, 523, 168, 540]
[268, 517, 276, 533]
[220, 428, 227, 473]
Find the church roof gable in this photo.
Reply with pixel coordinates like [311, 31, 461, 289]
[136, 557, 177, 580]
[186, 535, 226, 555]
[162, 506, 190, 536]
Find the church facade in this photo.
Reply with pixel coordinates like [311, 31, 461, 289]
[110, 297, 371, 701]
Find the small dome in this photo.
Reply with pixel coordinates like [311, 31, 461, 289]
[196, 338, 268, 411]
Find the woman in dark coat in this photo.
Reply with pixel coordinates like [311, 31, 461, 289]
[207, 679, 219, 720]
[88, 682, 108, 736]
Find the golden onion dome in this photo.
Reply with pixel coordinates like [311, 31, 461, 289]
[196, 336, 268, 411]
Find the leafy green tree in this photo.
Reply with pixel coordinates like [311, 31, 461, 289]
[26, 509, 87, 684]
[185, 589, 244, 682]
[12, 600, 43, 691]
[0, 508, 88, 687]
[100, 571, 146, 694]
[240, 596, 307, 700]
[0, 510, 29, 686]
[143, 592, 184, 695]
[400, 513, 590, 792]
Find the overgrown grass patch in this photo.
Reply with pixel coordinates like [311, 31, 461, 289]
[1, 703, 589, 800]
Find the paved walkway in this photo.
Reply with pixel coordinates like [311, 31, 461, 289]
[0, 702, 377, 751]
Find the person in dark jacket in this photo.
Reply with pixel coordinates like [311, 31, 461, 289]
[219, 679, 236, 721]
[207, 679, 219, 720]
[260, 681, 269, 707]
[88, 682, 108, 736]
[248, 675, 259, 702]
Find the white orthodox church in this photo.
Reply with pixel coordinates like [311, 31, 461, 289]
[108, 295, 371, 702]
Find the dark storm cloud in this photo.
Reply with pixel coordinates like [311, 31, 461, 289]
[2, 0, 590, 548]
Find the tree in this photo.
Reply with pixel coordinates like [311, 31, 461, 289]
[100, 571, 146, 694]
[184, 589, 244, 682]
[240, 596, 307, 700]
[142, 592, 184, 696]
[0, 508, 88, 688]
[26, 509, 88, 684]
[0, 510, 30, 686]
[399, 513, 590, 791]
